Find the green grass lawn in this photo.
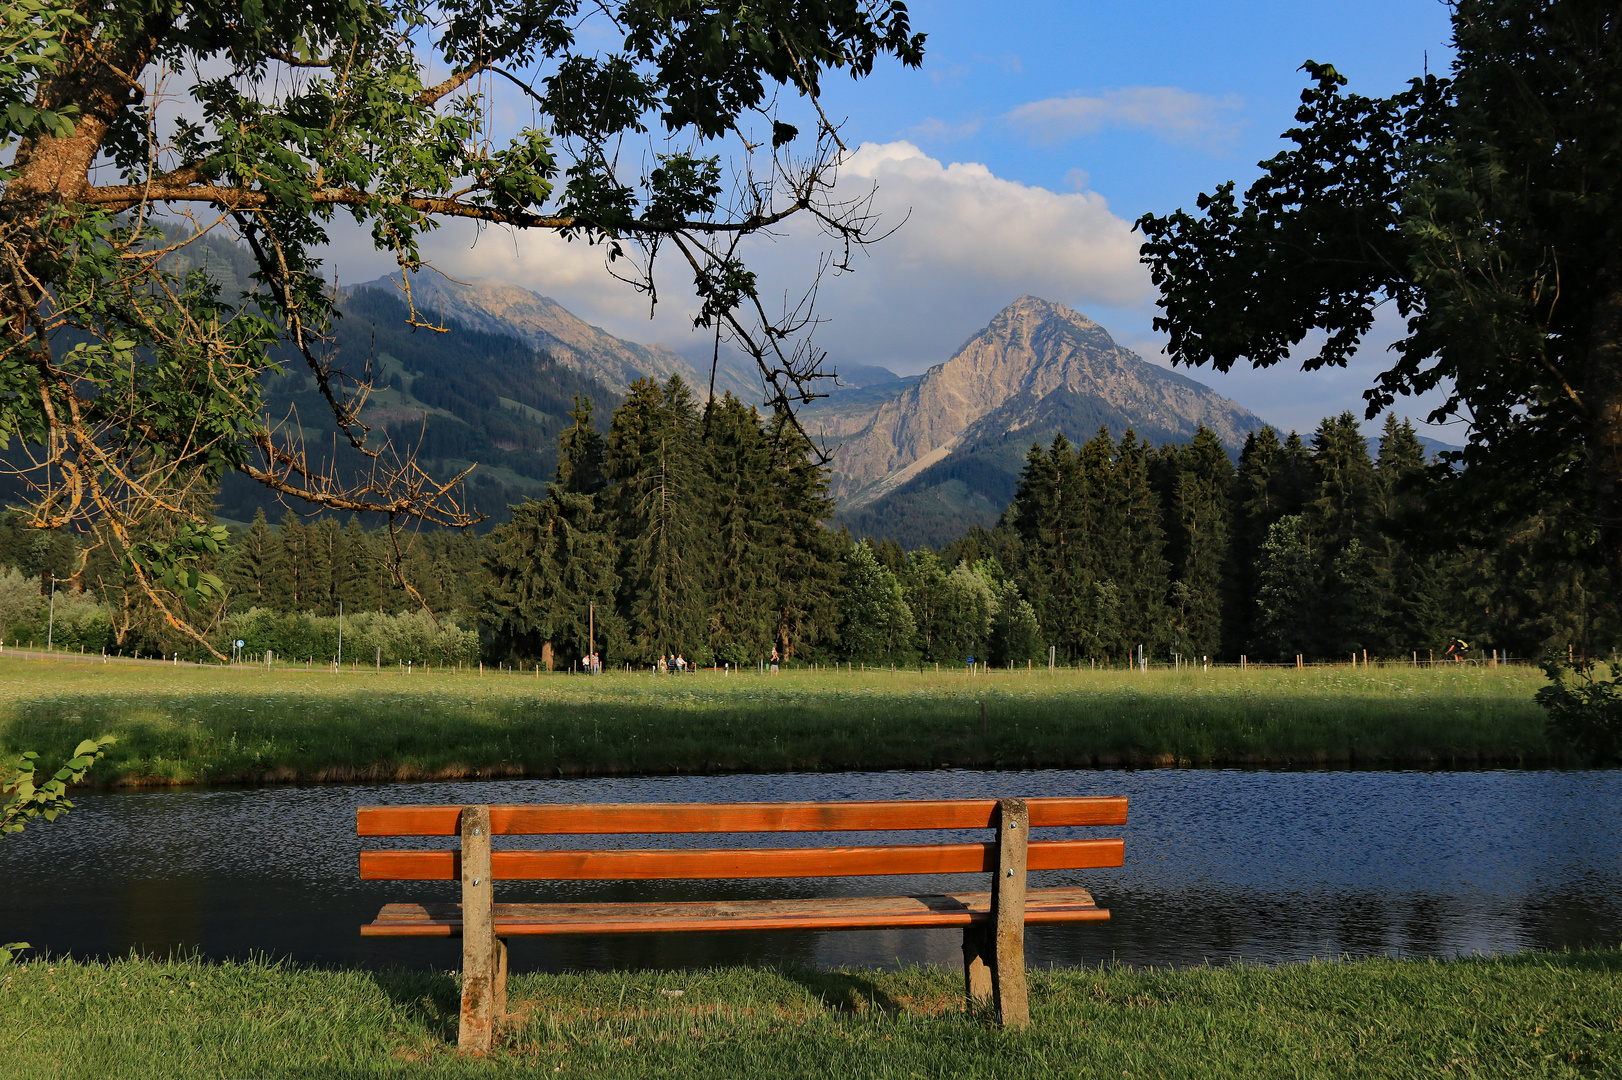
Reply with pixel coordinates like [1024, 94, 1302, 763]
[2, 950, 1615, 1078]
[0, 657, 1561, 783]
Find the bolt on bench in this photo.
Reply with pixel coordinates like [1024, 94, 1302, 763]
[358, 796, 1126, 1053]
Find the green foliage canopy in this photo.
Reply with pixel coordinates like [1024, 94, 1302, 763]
[0, 0, 924, 653]
[1137, 0, 1622, 610]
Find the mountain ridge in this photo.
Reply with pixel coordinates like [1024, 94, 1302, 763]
[347, 273, 766, 402]
[811, 296, 1267, 514]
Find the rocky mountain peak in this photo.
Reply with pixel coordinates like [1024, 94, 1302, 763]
[814, 296, 1265, 509]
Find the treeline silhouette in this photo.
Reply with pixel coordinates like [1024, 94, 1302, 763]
[1, 391, 1608, 666]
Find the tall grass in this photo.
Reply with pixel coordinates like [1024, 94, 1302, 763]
[0, 658, 1561, 784]
[2, 950, 1615, 1078]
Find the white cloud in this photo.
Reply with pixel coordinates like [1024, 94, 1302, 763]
[323, 141, 1152, 378]
[1006, 87, 1243, 149]
[730, 141, 1151, 372]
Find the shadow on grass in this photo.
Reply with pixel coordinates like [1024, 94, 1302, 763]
[778, 965, 904, 1015]
[372, 968, 461, 1043]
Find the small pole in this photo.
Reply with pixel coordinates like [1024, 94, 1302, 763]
[337, 601, 343, 666]
[376, 645, 381, 670]
[589, 602, 595, 675]
[46, 579, 55, 651]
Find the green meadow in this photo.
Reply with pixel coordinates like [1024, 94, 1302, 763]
[2, 950, 1616, 1078]
[0, 656, 1559, 784]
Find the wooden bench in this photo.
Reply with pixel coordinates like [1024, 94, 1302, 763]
[358, 796, 1126, 1053]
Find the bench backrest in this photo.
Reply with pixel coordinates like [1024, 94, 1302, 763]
[358, 797, 1126, 882]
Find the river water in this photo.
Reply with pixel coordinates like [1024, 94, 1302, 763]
[3, 769, 1618, 972]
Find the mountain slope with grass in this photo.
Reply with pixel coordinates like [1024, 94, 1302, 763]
[347, 273, 767, 403]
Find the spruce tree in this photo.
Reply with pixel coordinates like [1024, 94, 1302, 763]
[1312, 412, 1378, 652]
[1010, 434, 1086, 659]
[1311, 412, 1377, 559]
[554, 394, 607, 497]
[484, 397, 620, 667]
[607, 377, 711, 661]
[271, 510, 309, 611]
[334, 517, 385, 614]
[1108, 431, 1171, 656]
[1170, 428, 1234, 658]
[764, 409, 839, 660]
[225, 508, 278, 611]
[704, 395, 776, 660]
[1371, 415, 1442, 654]
[307, 520, 340, 615]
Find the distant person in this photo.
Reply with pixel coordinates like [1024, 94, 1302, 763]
[1445, 638, 1469, 662]
[657, 654, 667, 674]
[675, 653, 686, 673]
[769, 647, 780, 675]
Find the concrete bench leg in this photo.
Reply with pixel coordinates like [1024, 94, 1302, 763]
[990, 798, 1030, 1028]
[962, 923, 993, 1007]
[458, 805, 505, 1054]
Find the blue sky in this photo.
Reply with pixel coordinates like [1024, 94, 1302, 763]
[381, 1, 1462, 438]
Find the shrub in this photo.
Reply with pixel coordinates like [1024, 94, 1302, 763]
[1535, 659, 1622, 764]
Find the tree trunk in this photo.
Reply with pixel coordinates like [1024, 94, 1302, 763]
[1585, 265, 1622, 623]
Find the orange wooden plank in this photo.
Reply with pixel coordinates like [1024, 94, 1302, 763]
[357, 797, 1127, 836]
[360, 888, 1110, 937]
[359, 838, 1123, 881]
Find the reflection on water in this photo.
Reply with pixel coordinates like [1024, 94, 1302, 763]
[3, 769, 1618, 972]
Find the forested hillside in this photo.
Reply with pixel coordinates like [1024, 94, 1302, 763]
[216, 287, 616, 528]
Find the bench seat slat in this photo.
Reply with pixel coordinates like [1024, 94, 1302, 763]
[359, 838, 1124, 881]
[356, 798, 1127, 836]
[360, 887, 1108, 937]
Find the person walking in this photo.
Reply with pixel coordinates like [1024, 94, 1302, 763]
[769, 646, 780, 676]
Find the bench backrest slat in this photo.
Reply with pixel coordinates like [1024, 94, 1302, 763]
[359, 838, 1124, 881]
[356, 797, 1126, 836]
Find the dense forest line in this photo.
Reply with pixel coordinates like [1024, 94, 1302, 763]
[0, 380, 1610, 666]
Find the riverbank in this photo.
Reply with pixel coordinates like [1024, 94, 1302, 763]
[0, 658, 1562, 785]
[2, 949, 1615, 1078]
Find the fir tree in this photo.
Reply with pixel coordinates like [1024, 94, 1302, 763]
[554, 394, 606, 496]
